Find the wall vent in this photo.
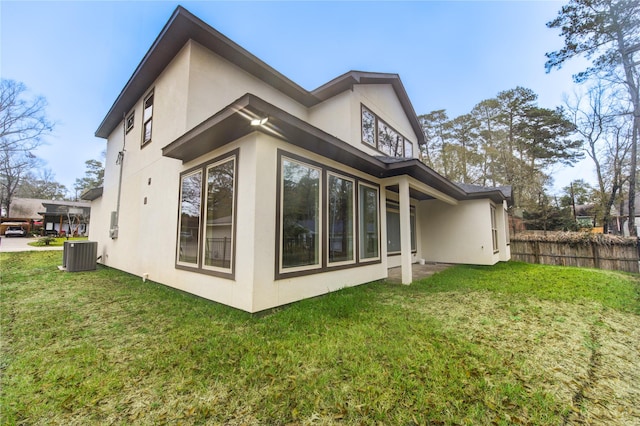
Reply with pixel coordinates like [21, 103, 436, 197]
[63, 241, 98, 272]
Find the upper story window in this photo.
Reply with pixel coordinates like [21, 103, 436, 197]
[142, 91, 154, 146]
[361, 105, 414, 159]
[125, 111, 135, 134]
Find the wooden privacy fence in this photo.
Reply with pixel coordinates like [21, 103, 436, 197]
[510, 232, 640, 273]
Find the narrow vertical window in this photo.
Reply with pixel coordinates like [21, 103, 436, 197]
[142, 91, 154, 146]
[177, 171, 202, 265]
[491, 205, 499, 252]
[203, 158, 235, 271]
[281, 158, 321, 270]
[359, 184, 379, 260]
[328, 174, 354, 264]
[126, 111, 135, 134]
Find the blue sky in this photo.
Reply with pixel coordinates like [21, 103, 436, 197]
[1, 1, 592, 196]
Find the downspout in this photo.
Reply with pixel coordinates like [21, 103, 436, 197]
[111, 113, 127, 239]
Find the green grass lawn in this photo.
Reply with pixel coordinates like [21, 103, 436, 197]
[27, 236, 88, 247]
[1, 252, 639, 425]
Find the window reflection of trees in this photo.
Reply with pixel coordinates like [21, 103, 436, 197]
[359, 185, 379, 259]
[361, 105, 413, 159]
[179, 171, 202, 264]
[204, 159, 235, 269]
[328, 175, 354, 263]
[282, 160, 320, 268]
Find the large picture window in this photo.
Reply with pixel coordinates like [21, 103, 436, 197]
[176, 151, 237, 277]
[204, 158, 235, 271]
[281, 158, 321, 270]
[361, 105, 414, 159]
[178, 171, 202, 265]
[328, 173, 355, 265]
[359, 184, 379, 260]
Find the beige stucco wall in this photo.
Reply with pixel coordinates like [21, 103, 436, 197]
[418, 198, 504, 265]
[307, 83, 418, 160]
[186, 41, 308, 129]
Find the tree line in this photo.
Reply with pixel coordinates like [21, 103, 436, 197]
[1, 0, 637, 234]
[418, 87, 582, 210]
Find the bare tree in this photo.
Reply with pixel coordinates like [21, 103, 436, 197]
[0, 79, 53, 216]
[546, 0, 640, 235]
[566, 82, 633, 232]
[16, 168, 68, 200]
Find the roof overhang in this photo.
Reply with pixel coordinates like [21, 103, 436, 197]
[96, 6, 316, 139]
[81, 187, 104, 201]
[96, 7, 425, 149]
[162, 94, 509, 204]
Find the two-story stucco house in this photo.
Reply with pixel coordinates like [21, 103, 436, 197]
[86, 6, 510, 313]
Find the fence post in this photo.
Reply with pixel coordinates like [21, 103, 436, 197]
[534, 240, 540, 264]
[592, 241, 600, 269]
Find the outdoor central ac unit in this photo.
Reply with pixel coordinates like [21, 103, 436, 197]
[63, 241, 98, 272]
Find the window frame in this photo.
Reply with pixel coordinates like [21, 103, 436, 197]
[491, 204, 499, 253]
[176, 169, 203, 268]
[275, 149, 382, 280]
[358, 182, 381, 262]
[278, 156, 323, 274]
[202, 156, 237, 274]
[361, 104, 414, 159]
[327, 171, 356, 267]
[141, 90, 154, 147]
[175, 149, 239, 279]
[126, 111, 135, 134]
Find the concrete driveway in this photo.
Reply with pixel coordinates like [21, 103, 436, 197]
[0, 236, 64, 253]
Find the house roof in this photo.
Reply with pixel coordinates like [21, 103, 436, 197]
[457, 183, 512, 202]
[39, 200, 91, 216]
[162, 93, 508, 204]
[80, 187, 104, 201]
[6, 198, 45, 220]
[95, 6, 425, 146]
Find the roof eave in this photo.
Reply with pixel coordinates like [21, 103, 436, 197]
[95, 6, 316, 139]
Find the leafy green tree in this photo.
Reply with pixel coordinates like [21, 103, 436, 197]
[546, 0, 640, 235]
[73, 158, 104, 199]
[419, 87, 582, 211]
[418, 110, 450, 174]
